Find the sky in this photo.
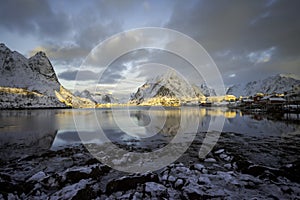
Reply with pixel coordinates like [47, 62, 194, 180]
[1, 0, 300, 98]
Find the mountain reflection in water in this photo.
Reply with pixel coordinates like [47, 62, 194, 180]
[0, 107, 299, 160]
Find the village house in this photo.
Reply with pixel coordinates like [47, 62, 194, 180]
[261, 95, 286, 104]
[253, 93, 264, 103]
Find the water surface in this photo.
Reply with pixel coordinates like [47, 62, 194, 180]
[0, 107, 299, 160]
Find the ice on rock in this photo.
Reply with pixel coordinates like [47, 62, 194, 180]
[198, 175, 211, 185]
[49, 179, 91, 200]
[204, 158, 217, 163]
[27, 171, 47, 182]
[214, 149, 225, 154]
[167, 175, 176, 183]
[194, 164, 205, 170]
[224, 163, 232, 170]
[145, 182, 167, 195]
[174, 178, 184, 189]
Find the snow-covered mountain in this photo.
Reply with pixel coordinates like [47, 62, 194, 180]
[74, 90, 97, 103]
[0, 43, 95, 108]
[130, 70, 205, 105]
[74, 89, 118, 104]
[226, 73, 300, 97]
[198, 83, 217, 97]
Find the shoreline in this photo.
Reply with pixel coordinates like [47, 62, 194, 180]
[1, 104, 300, 112]
[1, 132, 299, 199]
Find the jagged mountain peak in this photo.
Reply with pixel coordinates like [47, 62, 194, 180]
[0, 43, 9, 51]
[75, 89, 118, 104]
[130, 70, 205, 105]
[31, 51, 47, 58]
[198, 83, 217, 97]
[277, 73, 300, 80]
[160, 69, 178, 79]
[148, 69, 183, 84]
[0, 44, 60, 95]
[29, 51, 58, 82]
[0, 43, 95, 108]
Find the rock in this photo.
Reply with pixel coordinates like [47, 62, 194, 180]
[285, 164, 293, 168]
[174, 179, 184, 189]
[219, 153, 227, 159]
[49, 179, 92, 200]
[193, 164, 205, 172]
[132, 192, 143, 200]
[238, 174, 263, 186]
[280, 161, 300, 183]
[214, 149, 225, 154]
[244, 165, 278, 178]
[118, 192, 132, 199]
[198, 176, 211, 185]
[281, 185, 293, 194]
[106, 172, 159, 194]
[85, 158, 100, 165]
[71, 185, 96, 200]
[204, 158, 216, 163]
[167, 175, 176, 183]
[216, 171, 235, 183]
[167, 188, 182, 199]
[235, 159, 252, 172]
[161, 174, 168, 182]
[63, 164, 110, 184]
[224, 164, 232, 170]
[182, 184, 206, 199]
[2, 135, 300, 199]
[145, 182, 167, 198]
[90, 164, 110, 177]
[65, 171, 90, 184]
[0, 182, 24, 196]
[27, 171, 47, 182]
[204, 188, 228, 198]
[0, 172, 11, 182]
[7, 193, 18, 200]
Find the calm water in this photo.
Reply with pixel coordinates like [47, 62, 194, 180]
[0, 107, 299, 160]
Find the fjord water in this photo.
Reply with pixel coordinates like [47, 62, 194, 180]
[0, 107, 299, 161]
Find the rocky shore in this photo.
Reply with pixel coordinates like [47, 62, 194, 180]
[0, 132, 300, 199]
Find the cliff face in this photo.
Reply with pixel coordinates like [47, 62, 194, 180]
[0, 43, 95, 108]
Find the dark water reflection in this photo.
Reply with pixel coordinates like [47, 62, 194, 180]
[0, 107, 299, 160]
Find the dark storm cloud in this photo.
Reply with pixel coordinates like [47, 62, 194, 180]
[245, 1, 300, 58]
[58, 70, 99, 81]
[98, 72, 124, 84]
[30, 44, 89, 66]
[166, 0, 300, 54]
[166, 0, 262, 52]
[165, 0, 300, 83]
[0, 0, 71, 37]
[0, 0, 124, 65]
[2, 0, 299, 91]
[58, 68, 124, 84]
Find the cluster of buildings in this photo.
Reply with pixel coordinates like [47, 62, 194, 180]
[200, 86, 300, 113]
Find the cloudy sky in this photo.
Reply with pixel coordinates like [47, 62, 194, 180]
[1, 0, 299, 97]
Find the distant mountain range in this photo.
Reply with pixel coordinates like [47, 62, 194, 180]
[74, 90, 118, 104]
[1, 43, 299, 108]
[0, 43, 94, 108]
[198, 83, 217, 97]
[226, 73, 300, 97]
